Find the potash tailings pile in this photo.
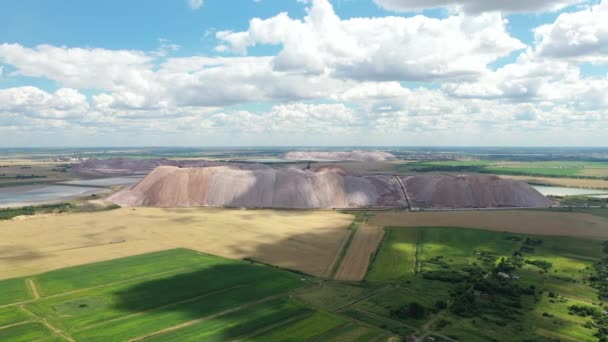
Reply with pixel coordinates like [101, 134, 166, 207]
[402, 174, 552, 209]
[109, 165, 404, 209]
[283, 151, 397, 162]
[109, 164, 551, 209]
[71, 158, 225, 176]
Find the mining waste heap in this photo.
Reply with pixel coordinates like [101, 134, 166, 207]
[109, 163, 551, 209]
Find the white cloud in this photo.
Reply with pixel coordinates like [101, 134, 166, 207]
[0, 86, 88, 119]
[216, 0, 525, 82]
[442, 50, 608, 110]
[373, 0, 587, 13]
[0, 0, 606, 146]
[534, 0, 608, 63]
[187, 0, 203, 10]
[0, 44, 154, 90]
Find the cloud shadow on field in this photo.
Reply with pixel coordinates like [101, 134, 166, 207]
[94, 227, 349, 340]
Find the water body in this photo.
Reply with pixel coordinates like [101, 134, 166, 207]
[0, 185, 102, 208]
[532, 185, 608, 197]
[60, 176, 143, 187]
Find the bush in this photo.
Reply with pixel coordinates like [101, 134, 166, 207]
[435, 299, 448, 310]
[423, 271, 465, 282]
[391, 302, 427, 320]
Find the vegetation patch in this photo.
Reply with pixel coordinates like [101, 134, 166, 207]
[0, 278, 31, 306]
[366, 227, 418, 282]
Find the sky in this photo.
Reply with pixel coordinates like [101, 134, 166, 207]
[0, 0, 607, 147]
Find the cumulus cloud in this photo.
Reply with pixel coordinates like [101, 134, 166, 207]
[534, 0, 608, 63]
[216, 0, 525, 82]
[373, 0, 587, 13]
[0, 86, 88, 119]
[442, 50, 608, 111]
[0, 44, 154, 90]
[0, 0, 606, 146]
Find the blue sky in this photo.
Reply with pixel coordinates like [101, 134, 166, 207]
[0, 0, 607, 146]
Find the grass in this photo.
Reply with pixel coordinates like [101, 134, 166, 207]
[574, 208, 608, 219]
[0, 203, 74, 220]
[309, 324, 388, 341]
[366, 227, 522, 284]
[248, 311, 347, 342]
[342, 309, 416, 336]
[4, 218, 608, 341]
[362, 226, 607, 340]
[69, 276, 302, 341]
[418, 227, 522, 272]
[0, 249, 319, 341]
[0, 202, 121, 221]
[352, 288, 440, 327]
[0, 278, 31, 306]
[0, 307, 31, 328]
[26, 262, 302, 332]
[366, 227, 418, 282]
[294, 282, 380, 310]
[32, 249, 226, 296]
[398, 160, 608, 179]
[0, 322, 55, 342]
[142, 299, 313, 342]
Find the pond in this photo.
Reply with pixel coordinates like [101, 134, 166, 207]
[532, 185, 608, 197]
[59, 176, 143, 187]
[0, 185, 103, 208]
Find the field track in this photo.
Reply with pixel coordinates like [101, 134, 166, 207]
[370, 210, 608, 239]
[0, 207, 351, 280]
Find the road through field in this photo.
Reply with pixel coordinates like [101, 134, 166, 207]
[0, 208, 352, 279]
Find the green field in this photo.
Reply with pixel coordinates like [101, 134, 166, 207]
[0, 278, 32, 306]
[399, 160, 608, 179]
[366, 227, 419, 282]
[248, 311, 347, 341]
[352, 288, 442, 327]
[0, 248, 392, 342]
[362, 226, 607, 341]
[0, 322, 59, 342]
[2, 227, 607, 341]
[0, 307, 31, 328]
[294, 282, 380, 310]
[141, 299, 313, 342]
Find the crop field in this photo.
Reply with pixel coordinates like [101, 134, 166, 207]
[356, 225, 608, 341]
[335, 223, 384, 281]
[0, 207, 352, 279]
[0, 278, 32, 306]
[5, 223, 605, 341]
[0, 249, 390, 342]
[502, 175, 608, 189]
[369, 210, 608, 239]
[366, 227, 418, 282]
[398, 160, 608, 179]
[295, 282, 381, 310]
